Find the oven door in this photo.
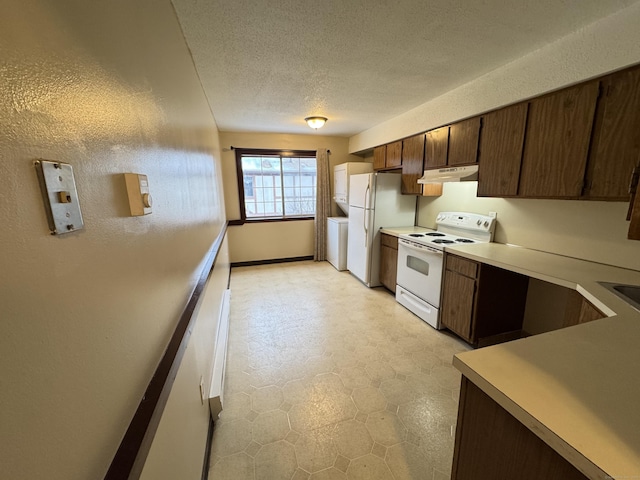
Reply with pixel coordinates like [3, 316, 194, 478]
[396, 239, 443, 308]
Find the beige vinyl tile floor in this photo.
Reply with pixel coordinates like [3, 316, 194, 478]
[208, 260, 472, 480]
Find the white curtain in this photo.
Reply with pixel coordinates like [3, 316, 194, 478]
[314, 148, 330, 261]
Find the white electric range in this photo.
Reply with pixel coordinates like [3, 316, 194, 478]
[395, 212, 496, 329]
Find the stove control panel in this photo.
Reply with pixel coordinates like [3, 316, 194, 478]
[436, 212, 495, 233]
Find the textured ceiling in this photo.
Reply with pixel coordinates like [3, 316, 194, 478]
[171, 0, 637, 137]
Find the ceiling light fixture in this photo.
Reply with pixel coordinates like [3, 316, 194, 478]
[305, 116, 327, 130]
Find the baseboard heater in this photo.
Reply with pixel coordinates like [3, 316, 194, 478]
[209, 288, 231, 419]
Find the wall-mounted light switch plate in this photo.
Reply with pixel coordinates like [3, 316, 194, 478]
[124, 173, 152, 216]
[34, 160, 84, 235]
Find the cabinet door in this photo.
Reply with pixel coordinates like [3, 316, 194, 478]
[519, 82, 599, 197]
[379, 244, 398, 293]
[373, 146, 386, 170]
[586, 67, 640, 200]
[425, 127, 449, 168]
[564, 290, 605, 327]
[386, 141, 403, 168]
[477, 103, 528, 197]
[628, 185, 640, 240]
[401, 134, 425, 195]
[452, 379, 589, 480]
[448, 117, 481, 166]
[441, 270, 475, 342]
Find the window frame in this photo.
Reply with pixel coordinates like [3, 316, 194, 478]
[233, 148, 317, 224]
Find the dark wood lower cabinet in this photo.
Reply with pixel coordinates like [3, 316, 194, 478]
[563, 290, 606, 327]
[441, 270, 476, 342]
[452, 378, 588, 480]
[440, 254, 529, 346]
[379, 234, 398, 293]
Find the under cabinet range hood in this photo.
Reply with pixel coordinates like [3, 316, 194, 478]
[417, 165, 478, 184]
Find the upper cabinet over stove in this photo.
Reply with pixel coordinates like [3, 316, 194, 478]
[372, 62, 640, 240]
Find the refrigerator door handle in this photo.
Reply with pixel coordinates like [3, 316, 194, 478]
[364, 183, 370, 210]
[363, 207, 368, 247]
[363, 183, 370, 247]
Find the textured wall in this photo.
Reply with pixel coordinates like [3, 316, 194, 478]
[349, 1, 640, 152]
[417, 182, 640, 271]
[0, 1, 226, 479]
[347, 2, 640, 269]
[219, 132, 363, 263]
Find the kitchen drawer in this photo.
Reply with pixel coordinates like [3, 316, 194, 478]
[446, 254, 478, 278]
[381, 233, 398, 249]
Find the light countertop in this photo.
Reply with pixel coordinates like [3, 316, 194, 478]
[446, 243, 640, 479]
[379, 226, 433, 236]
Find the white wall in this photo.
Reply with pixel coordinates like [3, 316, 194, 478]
[219, 132, 363, 263]
[349, 1, 640, 153]
[140, 238, 230, 480]
[346, 2, 640, 270]
[417, 182, 640, 271]
[0, 1, 227, 479]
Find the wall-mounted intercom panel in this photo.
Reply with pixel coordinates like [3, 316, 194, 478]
[34, 159, 84, 235]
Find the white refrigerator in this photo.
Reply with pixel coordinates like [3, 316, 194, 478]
[347, 173, 416, 287]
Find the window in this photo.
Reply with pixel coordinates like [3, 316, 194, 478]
[235, 148, 317, 222]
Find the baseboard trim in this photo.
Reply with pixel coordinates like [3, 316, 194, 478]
[231, 255, 314, 268]
[201, 416, 214, 480]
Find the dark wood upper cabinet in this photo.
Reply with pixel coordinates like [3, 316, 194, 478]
[401, 133, 425, 195]
[374, 141, 402, 171]
[373, 145, 386, 170]
[519, 81, 599, 198]
[477, 103, 528, 197]
[585, 67, 640, 200]
[448, 117, 481, 166]
[425, 127, 449, 168]
[386, 141, 403, 168]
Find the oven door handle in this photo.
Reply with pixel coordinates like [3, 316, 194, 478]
[399, 239, 443, 255]
[397, 288, 435, 313]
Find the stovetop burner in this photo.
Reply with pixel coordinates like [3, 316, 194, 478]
[399, 212, 495, 251]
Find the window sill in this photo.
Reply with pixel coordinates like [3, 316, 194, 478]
[229, 217, 314, 225]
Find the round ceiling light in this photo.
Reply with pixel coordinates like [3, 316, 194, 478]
[305, 116, 328, 130]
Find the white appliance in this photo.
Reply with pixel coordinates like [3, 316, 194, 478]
[334, 162, 373, 215]
[395, 212, 496, 329]
[347, 173, 416, 287]
[327, 217, 349, 271]
[417, 165, 479, 183]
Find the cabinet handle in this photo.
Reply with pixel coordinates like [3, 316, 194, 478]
[628, 166, 639, 195]
[628, 165, 640, 221]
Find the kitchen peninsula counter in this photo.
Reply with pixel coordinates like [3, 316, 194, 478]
[446, 242, 640, 479]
